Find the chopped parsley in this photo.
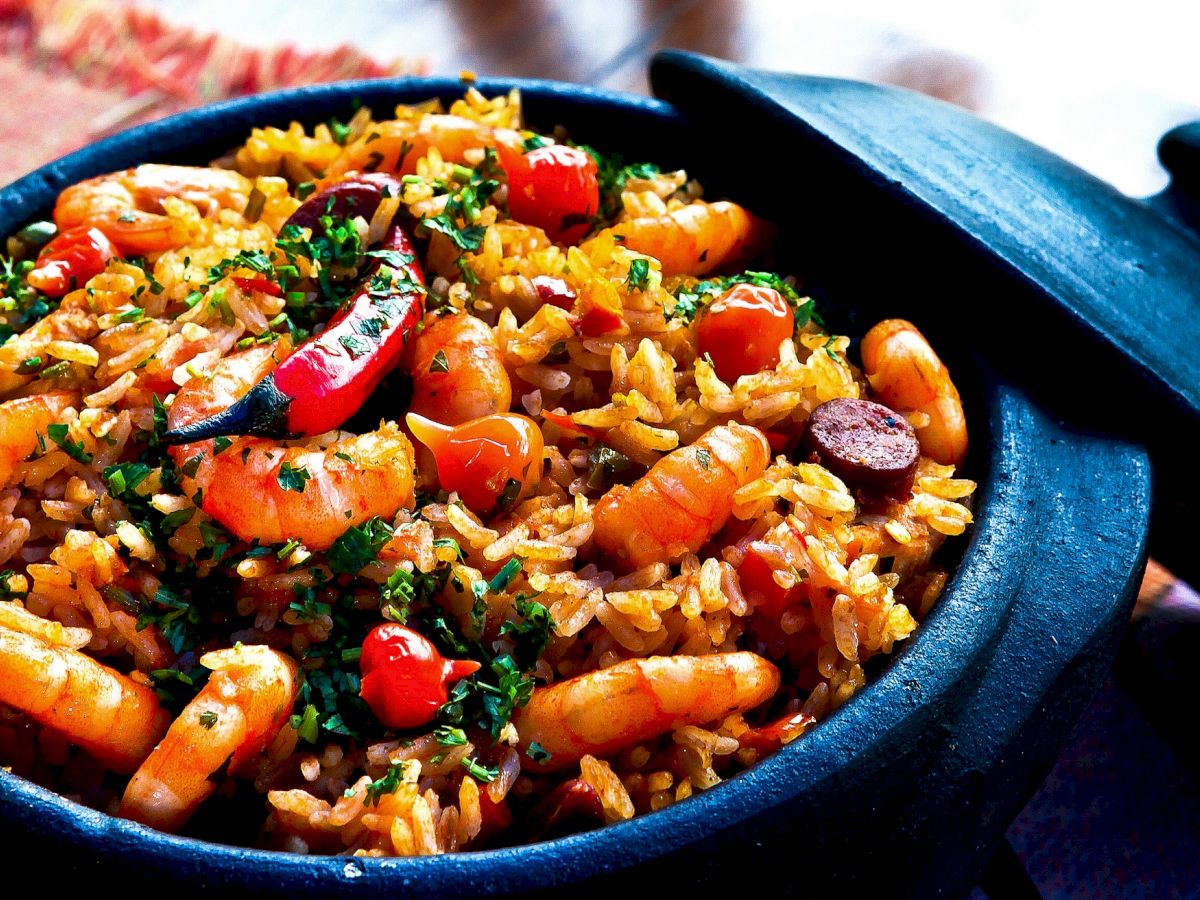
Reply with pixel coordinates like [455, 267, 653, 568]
[365, 760, 405, 805]
[527, 741, 552, 764]
[289, 703, 321, 744]
[421, 214, 486, 252]
[198, 710, 219, 729]
[46, 423, 92, 463]
[207, 249, 276, 284]
[429, 349, 450, 373]
[327, 516, 394, 575]
[277, 462, 311, 493]
[626, 257, 652, 292]
[696, 448, 712, 469]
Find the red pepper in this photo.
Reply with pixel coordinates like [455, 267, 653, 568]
[574, 306, 623, 337]
[163, 223, 424, 444]
[26, 226, 120, 297]
[231, 276, 283, 297]
[359, 623, 480, 730]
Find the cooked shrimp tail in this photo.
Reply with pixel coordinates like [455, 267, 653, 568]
[515, 652, 779, 771]
[860, 319, 968, 466]
[119, 645, 300, 833]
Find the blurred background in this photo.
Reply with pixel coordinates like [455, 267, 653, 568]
[3, 0, 1199, 894]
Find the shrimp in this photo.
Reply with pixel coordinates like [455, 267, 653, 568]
[0, 392, 77, 487]
[515, 652, 780, 772]
[168, 342, 415, 550]
[120, 644, 300, 833]
[592, 422, 770, 570]
[325, 115, 501, 180]
[54, 164, 252, 255]
[859, 319, 967, 467]
[405, 312, 512, 424]
[586, 200, 774, 277]
[0, 306, 98, 395]
[0, 607, 170, 773]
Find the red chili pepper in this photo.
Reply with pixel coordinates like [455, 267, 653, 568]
[231, 276, 283, 297]
[26, 226, 120, 297]
[359, 623, 480, 730]
[163, 224, 424, 444]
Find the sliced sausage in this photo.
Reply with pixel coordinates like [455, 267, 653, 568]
[801, 397, 920, 498]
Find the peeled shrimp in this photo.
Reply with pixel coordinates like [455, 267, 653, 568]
[405, 312, 512, 424]
[0, 306, 98, 395]
[860, 319, 967, 467]
[325, 115, 502, 180]
[120, 644, 299, 832]
[168, 342, 415, 550]
[515, 652, 780, 771]
[587, 200, 774, 276]
[0, 606, 169, 773]
[54, 164, 252, 255]
[592, 422, 770, 570]
[0, 392, 77, 487]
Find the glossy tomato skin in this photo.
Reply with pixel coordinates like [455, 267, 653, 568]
[26, 226, 120, 297]
[695, 284, 794, 382]
[407, 413, 544, 513]
[498, 143, 599, 244]
[359, 624, 480, 730]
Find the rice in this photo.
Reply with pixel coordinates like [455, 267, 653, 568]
[0, 87, 977, 857]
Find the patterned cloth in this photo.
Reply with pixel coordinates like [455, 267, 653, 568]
[0, 0, 425, 185]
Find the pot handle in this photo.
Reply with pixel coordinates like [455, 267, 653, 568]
[1149, 122, 1200, 229]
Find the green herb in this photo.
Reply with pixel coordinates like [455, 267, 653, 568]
[37, 361, 71, 381]
[327, 116, 353, 146]
[1, 255, 55, 344]
[577, 146, 662, 220]
[212, 436, 233, 456]
[136, 587, 203, 655]
[243, 187, 267, 223]
[696, 448, 712, 469]
[15, 355, 41, 374]
[296, 181, 316, 201]
[522, 134, 550, 152]
[207, 249, 275, 284]
[495, 477, 521, 511]
[489, 558, 522, 594]
[289, 703, 321, 744]
[586, 444, 634, 491]
[421, 215, 486, 252]
[114, 307, 145, 323]
[434, 725, 468, 746]
[365, 760, 405, 805]
[198, 710, 218, 729]
[429, 348, 450, 373]
[327, 516, 394, 575]
[527, 741, 552, 764]
[461, 757, 499, 783]
[46, 423, 91, 463]
[277, 462, 311, 493]
[626, 257, 651, 292]
[499, 594, 553, 669]
[149, 666, 208, 712]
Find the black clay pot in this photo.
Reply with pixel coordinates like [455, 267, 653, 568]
[0, 55, 1159, 897]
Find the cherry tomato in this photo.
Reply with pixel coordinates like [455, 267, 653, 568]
[695, 283, 793, 382]
[359, 623, 480, 730]
[26, 226, 120, 297]
[406, 412, 544, 512]
[738, 541, 806, 620]
[497, 142, 599, 244]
